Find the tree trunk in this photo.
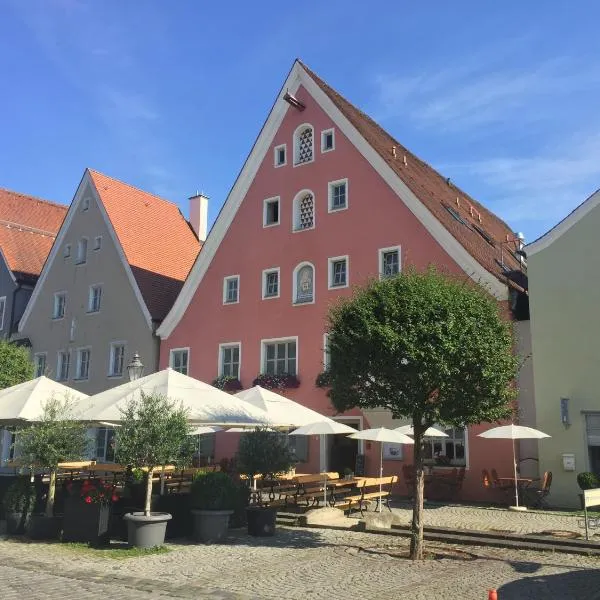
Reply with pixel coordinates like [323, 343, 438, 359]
[144, 468, 153, 517]
[410, 422, 425, 560]
[46, 468, 57, 518]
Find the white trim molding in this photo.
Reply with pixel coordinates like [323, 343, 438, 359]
[87, 283, 103, 314]
[293, 123, 315, 167]
[292, 261, 316, 305]
[328, 178, 348, 213]
[263, 196, 281, 228]
[262, 267, 281, 300]
[222, 274, 240, 305]
[327, 255, 349, 290]
[74, 346, 92, 381]
[378, 245, 402, 279]
[259, 335, 299, 375]
[169, 346, 190, 375]
[274, 143, 287, 168]
[218, 341, 242, 378]
[321, 128, 335, 153]
[53, 290, 67, 320]
[108, 341, 127, 378]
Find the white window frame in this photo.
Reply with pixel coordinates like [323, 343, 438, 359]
[34, 352, 47, 378]
[423, 425, 469, 469]
[108, 342, 126, 378]
[63, 244, 71, 259]
[293, 123, 315, 167]
[218, 342, 241, 378]
[76, 237, 88, 265]
[57, 350, 70, 381]
[274, 143, 287, 168]
[323, 333, 330, 370]
[328, 255, 349, 290]
[170, 347, 190, 375]
[262, 267, 280, 300]
[263, 197, 281, 228]
[321, 128, 335, 153]
[292, 261, 316, 306]
[260, 336, 299, 376]
[82, 196, 91, 212]
[328, 178, 349, 213]
[292, 189, 316, 233]
[378, 246, 402, 279]
[87, 284, 102, 313]
[222, 275, 240, 305]
[0, 296, 5, 330]
[75, 347, 91, 381]
[94, 236, 102, 251]
[53, 292, 66, 320]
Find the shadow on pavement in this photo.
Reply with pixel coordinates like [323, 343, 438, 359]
[498, 569, 600, 600]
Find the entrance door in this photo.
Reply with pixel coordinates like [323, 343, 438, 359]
[327, 419, 360, 475]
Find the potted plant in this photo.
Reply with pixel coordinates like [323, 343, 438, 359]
[115, 391, 194, 548]
[2, 477, 34, 534]
[212, 375, 243, 393]
[343, 467, 354, 481]
[190, 471, 239, 542]
[236, 427, 295, 537]
[577, 472, 599, 490]
[17, 397, 89, 539]
[252, 373, 300, 390]
[315, 371, 331, 388]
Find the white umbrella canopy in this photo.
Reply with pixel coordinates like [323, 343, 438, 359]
[235, 386, 335, 428]
[78, 369, 273, 426]
[226, 426, 277, 433]
[190, 426, 223, 436]
[0, 376, 88, 423]
[478, 424, 550, 509]
[394, 424, 449, 438]
[289, 421, 357, 436]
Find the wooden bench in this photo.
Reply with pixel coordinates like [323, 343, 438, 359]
[335, 475, 398, 516]
[265, 473, 340, 508]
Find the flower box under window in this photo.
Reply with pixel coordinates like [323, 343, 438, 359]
[252, 373, 300, 390]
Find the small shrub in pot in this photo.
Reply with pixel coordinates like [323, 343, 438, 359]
[577, 472, 599, 490]
[2, 477, 34, 534]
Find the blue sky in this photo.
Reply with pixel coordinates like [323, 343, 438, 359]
[1, 1, 599, 242]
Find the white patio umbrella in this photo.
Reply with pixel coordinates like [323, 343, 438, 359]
[347, 428, 414, 512]
[394, 425, 449, 438]
[290, 420, 359, 506]
[225, 426, 277, 433]
[478, 424, 550, 510]
[235, 386, 336, 428]
[78, 368, 273, 426]
[190, 425, 222, 468]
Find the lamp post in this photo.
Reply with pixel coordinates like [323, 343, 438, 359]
[127, 353, 144, 382]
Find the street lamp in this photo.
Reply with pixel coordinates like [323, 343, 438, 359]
[127, 353, 144, 382]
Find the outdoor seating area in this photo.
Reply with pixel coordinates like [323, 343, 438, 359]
[482, 468, 553, 509]
[402, 465, 466, 501]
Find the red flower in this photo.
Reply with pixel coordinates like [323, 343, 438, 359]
[111, 494, 119, 502]
[84, 496, 92, 504]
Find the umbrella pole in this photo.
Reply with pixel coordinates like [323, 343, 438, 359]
[512, 438, 519, 508]
[322, 434, 327, 507]
[378, 442, 383, 512]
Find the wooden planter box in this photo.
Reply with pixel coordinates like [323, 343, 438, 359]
[62, 498, 111, 545]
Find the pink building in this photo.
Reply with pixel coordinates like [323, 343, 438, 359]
[158, 61, 527, 502]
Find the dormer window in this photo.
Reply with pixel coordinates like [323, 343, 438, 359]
[274, 144, 286, 167]
[293, 190, 315, 232]
[321, 129, 335, 152]
[294, 124, 314, 166]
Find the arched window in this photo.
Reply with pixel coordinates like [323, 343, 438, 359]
[293, 190, 315, 231]
[293, 262, 315, 304]
[294, 124, 314, 165]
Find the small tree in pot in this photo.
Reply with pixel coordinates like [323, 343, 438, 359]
[236, 427, 295, 536]
[115, 392, 194, 548]
[17, 397, 89, 539]
[2, 477, 35, 534]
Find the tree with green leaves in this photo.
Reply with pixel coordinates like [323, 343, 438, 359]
[326, 268, 518, 560]
[0, 340, 34, 390]
[115, 392, 195, 516]
[18, 397, 89, 517]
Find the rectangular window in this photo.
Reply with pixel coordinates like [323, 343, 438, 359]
[328, 179, 348, 212]
[170, 348, 189, 375]
[223, 275, 239, 304]
[64, 244, 71, 259]
[220, 343, 240, 378]
[76, 238, 88, 264]
[76, 348, 91, 380]
[379, 247, 401, 278]
[263, 197, 280, 227]
[263, 338, 297, 376]
[57, 350, 70, 381]
[0, 296, 5, 330]
[34, 353, 46, 378]
[109, 343, 125, 377]
[274, 144, 286, 167]
[88, 285, 102, 313]
[422, 426, 467, 467]
[95, 427, 115, 462]
[262, 268, 280, 299]
[53, 292, 66, 319]
[94, 236, 102, 251]
[321, 128, 335, 153]
[328, 256, 348, 289]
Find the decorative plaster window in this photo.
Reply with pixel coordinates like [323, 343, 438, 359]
[294, 124, 314, 165]
[274, 144, 286, 167]
[0, 296, 5, 330]
[76, 238, 88, 265]
[263, 197, 280, 227]
[293, 191, 315, 231]
[262, 268, 280, 299]
[321, 128, 335, 153]
[75, 348, 91, 380]
[328, 256, 348, 289]
[64, 244, 71, 259]
[263, 338, 297, 375]
[57, 350, 70, 381]
[170, 348, 189, 375]
[220, 343, 240, 378]
[34, 353, 46, 378]
[293, 263, 315, 304]
[53, 292, 66, 319]
[109, 343, 125, 377]
[423, 426, 467, 467]
[94, 236, 102, 251]
[379, 246, 401, 278]
[88, 284, 102, 313]
[82, 197, 90, 212]
[223, 275, 240, 304]
[328, 179, 348, 212]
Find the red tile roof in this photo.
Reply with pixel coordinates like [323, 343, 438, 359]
[301, 63, 523, 280]
[0, 188, 67, 279]
[88, 170, 201, 321]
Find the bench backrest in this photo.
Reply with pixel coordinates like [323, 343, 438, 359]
[357, 475, 398, 488]
[583, 487, 600, 508]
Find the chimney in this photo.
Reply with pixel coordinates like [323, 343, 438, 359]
[189, 192, 209, 242]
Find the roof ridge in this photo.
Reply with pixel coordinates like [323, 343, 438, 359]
[0, 187, 67, 212]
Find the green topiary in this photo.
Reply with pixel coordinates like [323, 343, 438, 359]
[190, 471, 239, 511]
[577, 472, 599, 490]
[236, 427, 295, 482]
[2, 477, 35, 515]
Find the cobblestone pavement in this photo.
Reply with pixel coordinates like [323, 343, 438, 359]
[389, 501, 592, 535]
[1, 527, 600, 599]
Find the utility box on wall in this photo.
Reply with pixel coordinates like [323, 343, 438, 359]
[562, 453, 576, 471]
